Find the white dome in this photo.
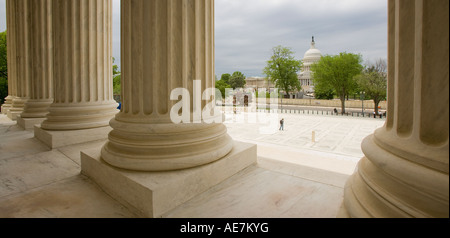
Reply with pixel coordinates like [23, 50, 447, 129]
[303, 39, 322, 63]
[304, 48, 322, 62]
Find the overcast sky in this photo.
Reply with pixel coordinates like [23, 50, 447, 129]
[0, 0, 387, 78]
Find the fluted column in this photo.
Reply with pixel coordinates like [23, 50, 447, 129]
[340, 0, 449, 218]
[101, 0, 233, 171]
[40, 0, 117, 131]
[1, 0, 18, 115]
[20, 0, 53, 119]
[7, 0, 31, 119]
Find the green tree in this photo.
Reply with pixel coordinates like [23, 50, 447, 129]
[112, 57, 121, 96]
[113, 74, 121, 95]
[220, 73, 231, 85]
[263, 45, 302, 98]
[355, 59, 387, 115]
[229, 71, 246, 89]
[314, 82, 335, 100]
[113, 58, 120, 75]
[215, 79, 231, 99]
[0, 31, 7, 105]
[311, 52, 363, 114]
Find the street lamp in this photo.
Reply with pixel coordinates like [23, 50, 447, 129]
[360, 91, 365, 115]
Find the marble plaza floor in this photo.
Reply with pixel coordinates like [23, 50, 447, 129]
[0, 112, 385, 218]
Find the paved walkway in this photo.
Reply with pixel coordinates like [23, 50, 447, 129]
[0, 112, 384, 218]
[224, 110, 385, 160]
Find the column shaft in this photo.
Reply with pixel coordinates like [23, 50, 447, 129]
[101, 0, 232, 171]
[8, 0, 31, 119]
[1, 0, 18, 114]
[340, 0, 449, 218]
[20, 0, 53, 119]
[40, 0, 117, 130]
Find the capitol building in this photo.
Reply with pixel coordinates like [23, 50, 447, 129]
[246, 37, 322, 99]
[298, 36, 322, 95]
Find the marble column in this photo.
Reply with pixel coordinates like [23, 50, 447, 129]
[17, 0, 53, 129]
[339, 0, 449, 218]
[81, 0, 256, 217]
[7, 0, 31, 120]
[100, 0, 233, 171]
[1, 0, 17, 115]
[35, 0, 118, 148]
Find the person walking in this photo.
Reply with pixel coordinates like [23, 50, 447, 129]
[279, 118, 284, 131]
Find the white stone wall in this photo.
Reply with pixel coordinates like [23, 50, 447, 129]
[260, 98, 387, 110]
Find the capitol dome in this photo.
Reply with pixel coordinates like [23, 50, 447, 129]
[303, 37, 322, 63]
[298, 36, 322, 94]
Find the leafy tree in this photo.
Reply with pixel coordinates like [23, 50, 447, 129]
[0, 31, 7, 105]
[263, 45, 302, 97]
[0, 31, 6, 79]
[113, 58, 120, 75]
[314, 82, 335, 100]
[220, 73, 231, 85]
[311, 52, 363, 114]
[112, 57, 121, 96]
[113, 74, 121, 95]
[354, 59, 387, 115]
[228, 71, 246, 89]
[215, 79, 231, 99]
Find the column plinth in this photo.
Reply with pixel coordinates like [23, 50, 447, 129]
[339, 0, 449, 218]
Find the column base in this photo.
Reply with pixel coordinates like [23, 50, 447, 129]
[339, 134, 449, 218]
[34, 125, 112, 149]
[17, 117, 46, 130]
[7, 110, 23, 121]
[8, 97, 28, 120]
[1, 105, 11, 115]
[336, 202, 351, 218]
[1, 96, 15, 114]
[81, 141, 257, 218]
